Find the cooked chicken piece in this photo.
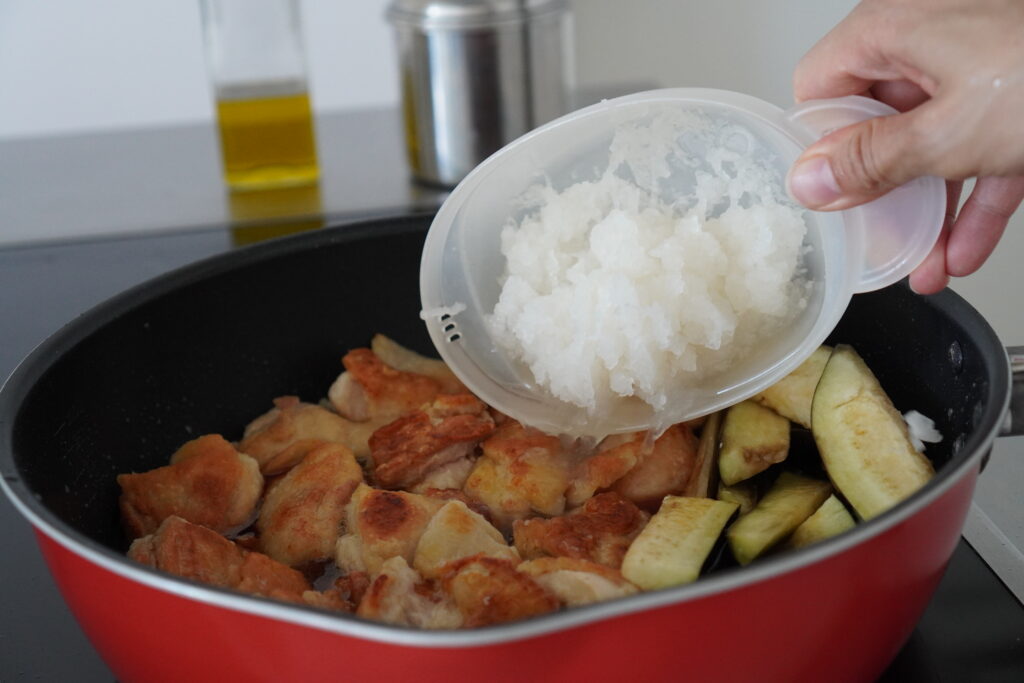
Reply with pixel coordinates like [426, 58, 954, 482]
[357, 556, 463, 629]
[488, 408, 512, 426]
[234, 551, 317, 603]
[370, 334, 466, 394]
[118, 434, 262, 538]
[328, 348, 441, 422]
[128, 515, 310, 603]
[517, 557, 639, 606]
[240, 396, 376, 469]
[463, 420, 572, 532]
[130, 515, 353, 612]
[261, 421, 383, 475]
[409, 458, 476, 493]
[440, 555, 559, 627]
[420, 488, 493, 524]
[568, 426, 698, 509]
[564, 434, 641, 508]
[370, 394, 495, 490]
[333, 570, 371, 608]
[413, 500, 519, 579]
[300, 587, 358, 611]
[512, 492, 649, 569]
[233, 532, 261, 552]
[335, 483, 445, 575]
[257, 441, 364, 568]
[301, 589, 353, 612]
[608, 425, 699, 509]
[259, 437, 343, 478]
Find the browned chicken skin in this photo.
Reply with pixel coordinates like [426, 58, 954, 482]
[257, 441, 364, 568]
[512, 492, 649, 569]
[128, 516, 347, 610]
[463, 420, 573, 532]
[439, 555, 559, 628]
[369, 334, 467, 395]
[329, 348, 443, 422]
[370, 393, 495, 490]
[335, 484, 445, 575]
[564, 434, 641, 508]
[566, 425, 699, 509]
[118, 434, 262, 538]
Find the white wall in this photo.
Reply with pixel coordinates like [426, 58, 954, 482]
[0, 0, 399, 139]
[0, 0, 857, 140]
[573, 1, 853, 105]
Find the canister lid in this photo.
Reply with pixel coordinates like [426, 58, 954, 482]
[386, 0, 568, 29]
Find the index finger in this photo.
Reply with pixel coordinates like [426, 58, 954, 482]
[793, 3, 907, 102]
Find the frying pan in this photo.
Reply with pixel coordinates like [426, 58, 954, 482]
[0, 214, 1018, 683]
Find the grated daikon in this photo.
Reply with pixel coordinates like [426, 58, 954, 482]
[903, 410, 943, 452]
[487, 109, 811, 423]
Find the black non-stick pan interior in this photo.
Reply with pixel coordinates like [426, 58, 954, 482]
[2, 213, 1010, 556]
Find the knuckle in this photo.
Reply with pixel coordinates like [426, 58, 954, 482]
[832, 113, 942, 195]
[832, 118, 899, 194]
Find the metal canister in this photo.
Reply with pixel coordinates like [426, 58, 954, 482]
[386, 0, 574, 187]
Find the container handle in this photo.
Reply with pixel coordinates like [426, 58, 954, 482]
[784, 96, 946, 293]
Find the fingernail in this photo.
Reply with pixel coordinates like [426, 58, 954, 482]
[787, 156, 842, 208]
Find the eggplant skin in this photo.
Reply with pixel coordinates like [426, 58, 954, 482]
[811, 345, 935, 521]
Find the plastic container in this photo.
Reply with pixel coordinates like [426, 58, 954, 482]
[420, 88, 945, 437]
[200, 0, 319, 190]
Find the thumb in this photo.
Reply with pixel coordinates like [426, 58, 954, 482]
[787, 110, 931, 211]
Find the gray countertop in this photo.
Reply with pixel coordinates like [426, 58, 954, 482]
[0, 107, 445, 246]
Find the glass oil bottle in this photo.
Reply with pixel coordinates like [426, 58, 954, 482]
[201, 0, 319, 190]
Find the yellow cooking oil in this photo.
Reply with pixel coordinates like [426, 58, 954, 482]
[215, 84, 319, 190]
[228, 182, 324, 246]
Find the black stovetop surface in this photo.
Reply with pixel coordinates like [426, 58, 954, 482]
[1, 222, 1021, 682]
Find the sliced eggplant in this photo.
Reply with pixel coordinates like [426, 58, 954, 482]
[716, 481, 758, 515]
[718, 400, 790, 486]
[726, 471, 831, 565]
[783, 494, 856, 549]
[810, 345, 935, 520]
[753, 345, 832, 428]
[621, 496, 737, 590]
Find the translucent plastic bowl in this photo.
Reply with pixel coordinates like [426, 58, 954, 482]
[420, 88, 945, 437]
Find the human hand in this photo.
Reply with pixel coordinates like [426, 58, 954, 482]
[786, 0, 1024, 293]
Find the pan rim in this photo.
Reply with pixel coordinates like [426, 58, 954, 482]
[0, 213, 1012, 648]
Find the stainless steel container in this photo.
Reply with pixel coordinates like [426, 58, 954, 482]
[387, 0, 574, 187]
